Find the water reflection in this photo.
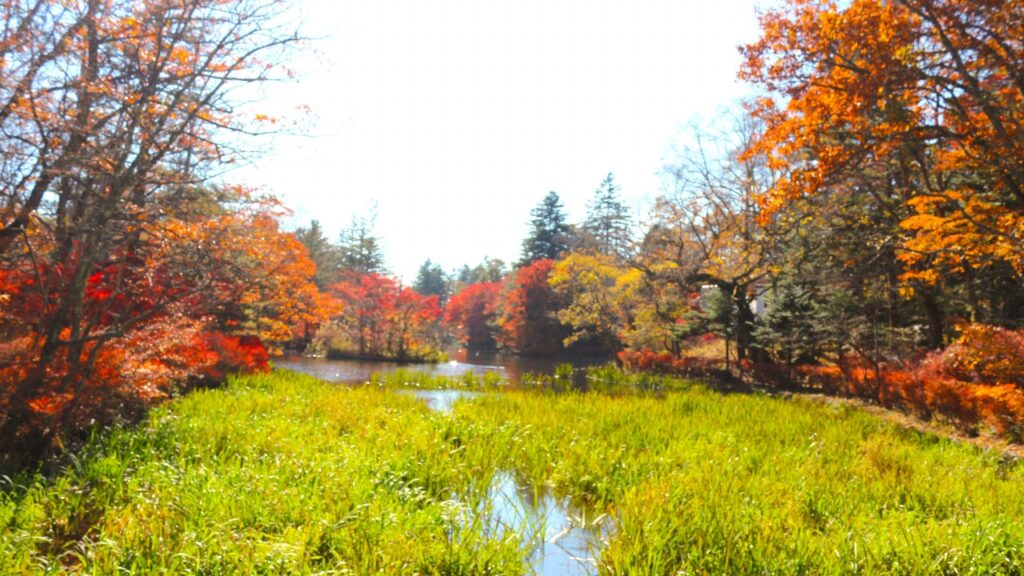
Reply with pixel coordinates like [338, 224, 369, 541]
[400, 389, 480, 413]
[482, 472, 610, 576]
[276, 350, 607, 386]
[405, 393, 609, 575]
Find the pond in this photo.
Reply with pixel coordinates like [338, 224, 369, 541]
[275, 350, 609, 386]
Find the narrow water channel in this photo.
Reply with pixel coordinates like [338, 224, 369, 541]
[407, 388, 610, 576]
[484, 472, 610, 576]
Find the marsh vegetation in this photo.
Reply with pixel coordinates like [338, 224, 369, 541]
[3, 369, 1023, 574]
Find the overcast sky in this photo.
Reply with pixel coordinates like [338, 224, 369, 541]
[234, 0, 765, 280]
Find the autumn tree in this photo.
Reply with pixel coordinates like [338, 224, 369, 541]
[741, 0, 1024, 344]
[206, 210, 336, 350]
[520, 191, 572, 264]
[620, 268, 693, 356]
[1, 190, 326, 467]
[327, 273, 396, 357]
[643, 114, 782, 361]
[0, 0, 306, 466]
[387, 287, 442, 361]
[444, 282, 502, 350]
[497, 259, 568, 355]
[549, 253, 632, 352]
[326, 272, 441, 361]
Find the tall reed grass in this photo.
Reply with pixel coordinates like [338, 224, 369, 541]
[2, 368, 1022, 574]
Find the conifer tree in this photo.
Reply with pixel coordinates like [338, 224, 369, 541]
[583, 173, 632, 259]
[294, 220, 339, 288]
[520, 191, 571, 265]
[338, 215, 386, 275]
[413, 259, 449, 306]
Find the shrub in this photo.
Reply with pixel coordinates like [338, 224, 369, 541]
[621, 325, 1024, 442]
[973, 385, 1024, 441]
[939, 324, 1024, 386]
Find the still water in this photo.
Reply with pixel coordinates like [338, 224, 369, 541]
[276, 351, 612, 575]
[275, 349, 607, 385]
[482, 472, 611, 576]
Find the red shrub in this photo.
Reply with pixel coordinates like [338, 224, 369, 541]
[748, 362, 791, 388]
[882, 370, 928, 417]
[200, 333, 270, 381]
[973, 385, 1024, 441]
[937, 324, 1024, 386]
[619, 324, 1024, 442]
[795, 365, 843, 392]
[618, 349, 684, 374]
[923, 378, 979, 430]
[618, 348, 723, 377]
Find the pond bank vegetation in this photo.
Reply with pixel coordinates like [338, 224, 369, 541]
[3, 369, 1023, 574]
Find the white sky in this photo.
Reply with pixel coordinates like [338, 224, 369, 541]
[234, 0, 765, 280]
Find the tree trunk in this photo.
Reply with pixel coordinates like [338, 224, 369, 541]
[918, 288, 945, 350]
[732, 285, 757, 361]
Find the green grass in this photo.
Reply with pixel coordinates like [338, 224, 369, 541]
[2, 368, 1023, 574]
[0, 371, 526, 575]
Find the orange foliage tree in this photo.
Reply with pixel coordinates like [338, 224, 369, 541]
[444, 282, 502, 350]
[0, 0, 308, 466]
[0, 192, 327, 467]
[741, 0, 1024, 311]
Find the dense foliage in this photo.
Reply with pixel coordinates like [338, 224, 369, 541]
[0, 0, 330, 466]
[444, 281, 502, 349]
[323, 272, 442, 361]
[434, 0, 1024, 440]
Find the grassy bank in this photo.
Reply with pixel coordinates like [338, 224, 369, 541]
[2, 369, 1023, 574]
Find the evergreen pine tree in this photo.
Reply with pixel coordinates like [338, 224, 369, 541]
[520, 191, 571, 265]
[753, 278, 824, 367]
[294, 220, 339, 288]
[583, 172, 632, 259]
[413, 259, 449, 305]
[338, 215, 386, 275]
[456, 257, 507, 286]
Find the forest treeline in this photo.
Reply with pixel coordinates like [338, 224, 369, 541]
[300, 0, 1024, 441]
[2, 0, 1024, 468]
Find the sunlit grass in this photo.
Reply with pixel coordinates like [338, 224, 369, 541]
[2, 368, 1023, 574]
[452, 388, 1024, 574]
[0, 371, 525, 575]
